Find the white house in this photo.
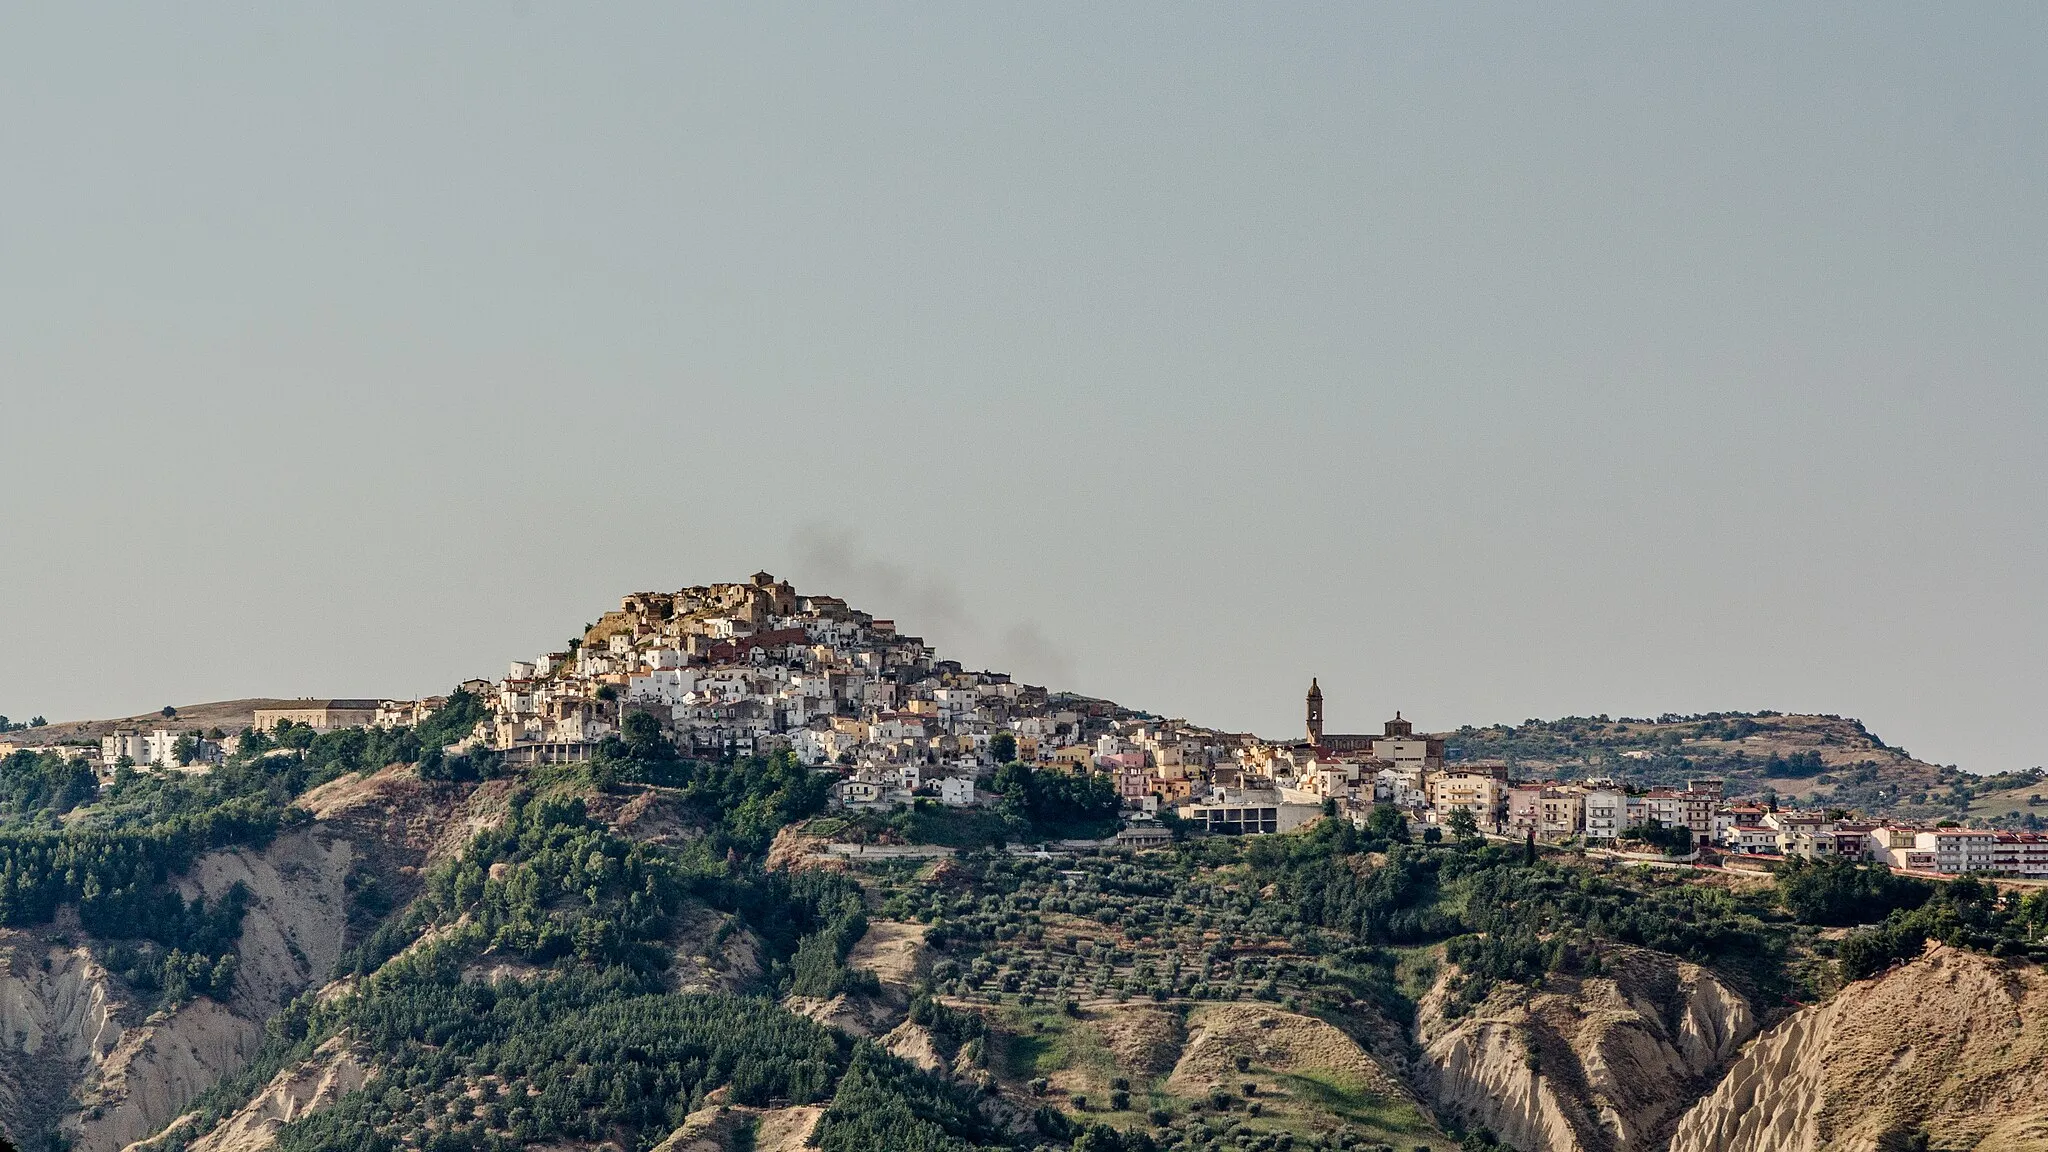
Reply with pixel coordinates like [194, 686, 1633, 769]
[837, 778, 884, 806]
[1176, 787, 1321, 835]
[627, 669, 698, 705]
[101, 731, 149, 766]
[870, 715, 927, 744]
[1913, 828, 1998, 874]
[939, 776, 977, 807]
[703, 617, 749, 640]
[1582, 788, 1627, 842]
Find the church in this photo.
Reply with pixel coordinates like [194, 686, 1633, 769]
[1301, 679, 1444, 768]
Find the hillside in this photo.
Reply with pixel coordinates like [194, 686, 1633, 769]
[0, 578, 2044, 1152]
[1438, 712, 2007, 822]
[0, 700, 310, 747]
[1670, 944, 2048, 1152]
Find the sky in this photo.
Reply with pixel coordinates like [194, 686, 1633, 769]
[1, 5, 2043, 772]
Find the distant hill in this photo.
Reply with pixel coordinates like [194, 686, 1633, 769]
[0, 698, 313, 746]
[1438, 711, 2038, 824]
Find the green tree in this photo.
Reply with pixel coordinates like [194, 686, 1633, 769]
[1365, 804, 1409, 843]
[1776, 858, 1931, 927]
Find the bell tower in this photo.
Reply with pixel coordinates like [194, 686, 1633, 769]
[1306, 678, 1324, 745]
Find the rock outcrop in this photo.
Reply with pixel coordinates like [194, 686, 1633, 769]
[880, 1020, 946, 1072]
[1415, 946, 1754, 1152]
[0, 827, 357, 1152]
[782, 919, 927, 1039]
[128, 1036, 368, 1152]
[66, 828, 355, 1152]
[0, 765, 510, 1151]
[650, 1103, 823, 1152]
[0, 942, 128, 1144]
[1669, 944, 2048, 1152]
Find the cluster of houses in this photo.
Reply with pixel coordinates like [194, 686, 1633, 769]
[472, 573, 1252, 813]
[462, 586, 2048, 879]
[1427, 769, 2048, 877]
[0, 699, 450, 778]
[9, 573, 2041, 880]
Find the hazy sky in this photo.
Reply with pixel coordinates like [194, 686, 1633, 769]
[3, 6, 2043, 772]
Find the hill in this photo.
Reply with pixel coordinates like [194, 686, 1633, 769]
[3, 576, 2045, 1152]
[1437, 711, 2026, 823]
[0, 700, 311, 746]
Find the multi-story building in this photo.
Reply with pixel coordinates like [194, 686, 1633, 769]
[1912, 828, 1998, 874]
[1729, 825, 1780, 854]
[1991, 832, 2048, 878]
[1641, 788, 1717, 840]
[1428, 771, 1509, 829]
[252, 699, 381, 733]
[1505, 784, 1543, 837]
[1583, 788, 1627, 842]
[1540, 790, 1586, 840]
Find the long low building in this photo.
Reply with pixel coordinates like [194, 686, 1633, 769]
[251, 699, 381, 733]
[1177, 787, 1322, 835]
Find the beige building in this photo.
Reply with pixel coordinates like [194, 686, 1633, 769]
[1541, 790, 1586, 840]
[251, 699, 381, 733]
[1428, 771, 1508, 827]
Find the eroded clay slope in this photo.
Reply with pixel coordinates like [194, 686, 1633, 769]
[0, 941, 128, 1144]
[1669, 944, 2048, 1152]
[126, 1036, 368, 1152]
[1416, 946, 1754, 1152]
[63, 827, 354, 1152]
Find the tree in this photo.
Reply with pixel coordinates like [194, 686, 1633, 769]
[1365, 804, 1409, 843]
[1448, 808, 1480, 840]
[1776, 857, 1932, 927]
[619, 711, 675, 762]
[989, 733, 1017, 764]
[173, 734, 199, 766]
[161, 706, 178, 720]
[1621, 819, 1692, 856]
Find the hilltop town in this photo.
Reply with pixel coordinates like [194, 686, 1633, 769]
[2, 572, 2048, 1152]
[13, 571, 2042, 880]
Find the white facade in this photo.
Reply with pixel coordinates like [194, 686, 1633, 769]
[1991, 833, 2048, 877]
[627, 669, 698, 705]
[1583, 788, 1626, 841]
[1914, 829, 1998, 874]
[1177, 789, 1321, 835]
[102, 732, 149, 765]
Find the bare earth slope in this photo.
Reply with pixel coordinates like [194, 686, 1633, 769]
[64, 827, 354, 1152]
[1416, 946, 1754, 1152]
[0, 827, 355, 1152]
[0, 765, 482, 1152]
[1669, 944, 2048, 1152]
